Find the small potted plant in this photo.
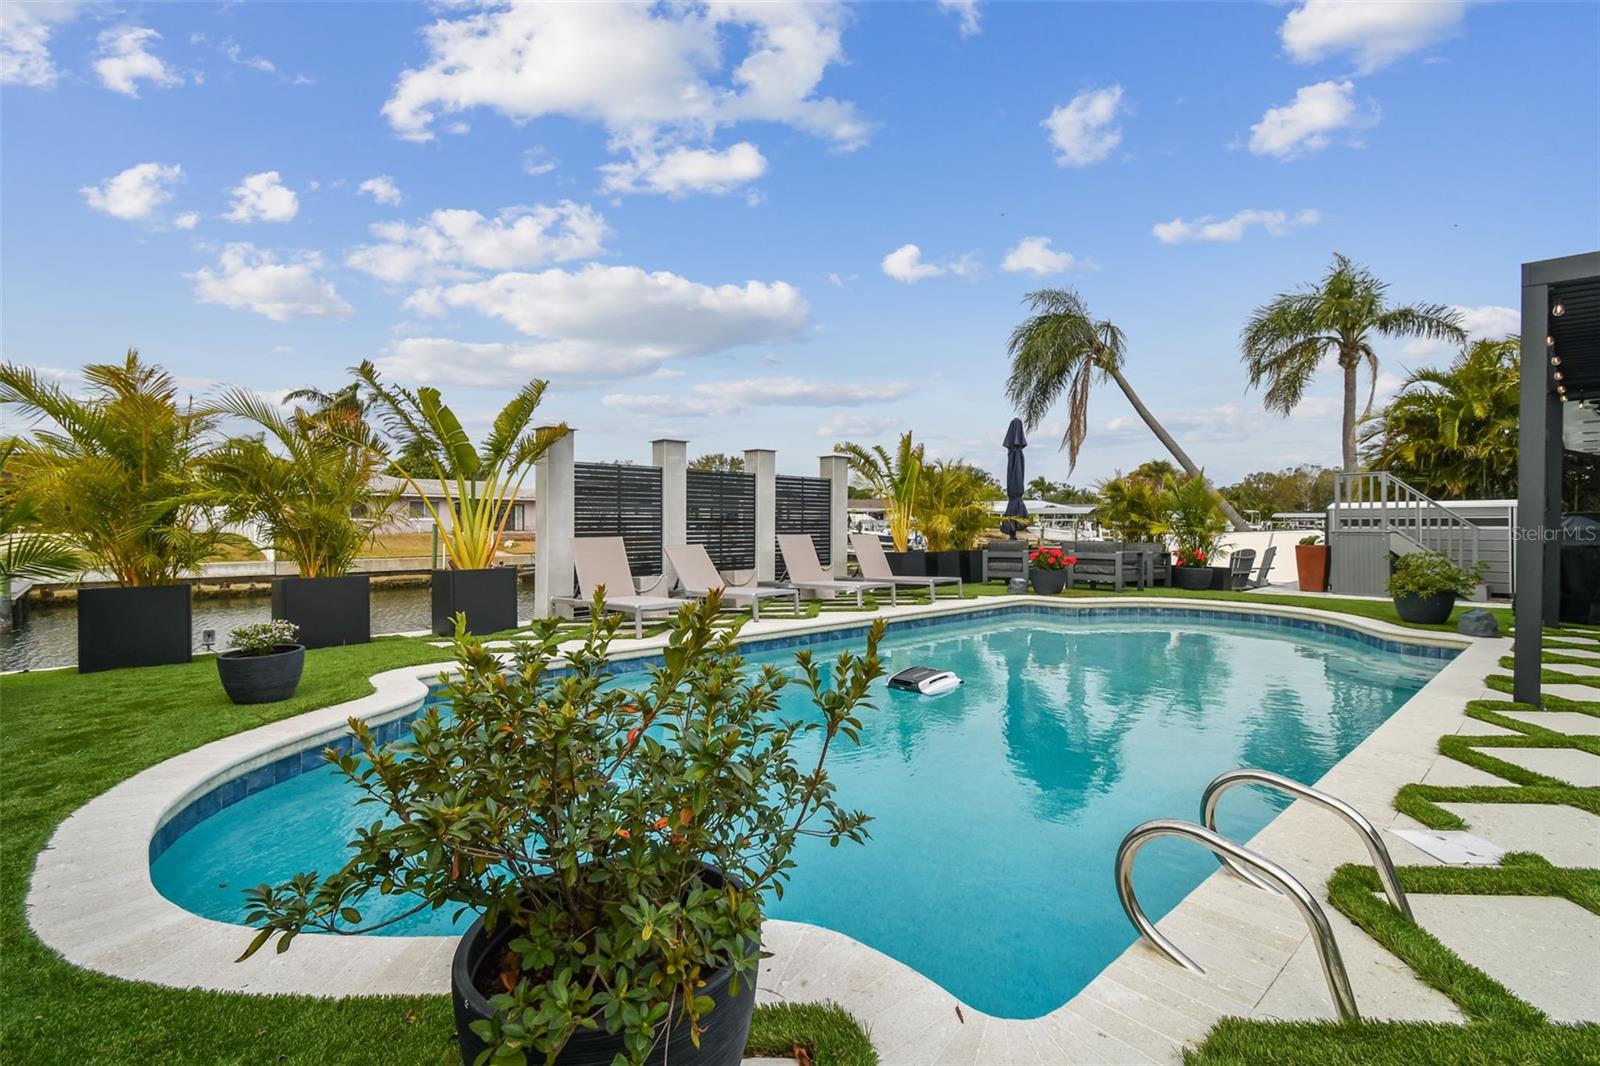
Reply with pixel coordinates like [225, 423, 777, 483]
[1172, 546, 1212, 590]
[216, 620, 305, 704]
[1388, 551, 1486, 625]
[237, 594, 883, 1066]
[1027, 546, 1076, 594]
[1296, 534, 1329, 592]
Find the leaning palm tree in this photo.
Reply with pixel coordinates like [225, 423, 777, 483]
[834, 432, 923, 551]
[1005, 288, 1248, 530]
[1240, 253, 1465, 472]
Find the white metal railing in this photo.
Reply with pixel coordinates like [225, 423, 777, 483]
[1330, 472, 1480, 571]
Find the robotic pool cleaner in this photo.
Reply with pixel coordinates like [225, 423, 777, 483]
[887, 666, 963, 695]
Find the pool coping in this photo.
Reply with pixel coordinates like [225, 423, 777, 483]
[25, 594, 1493, 1048]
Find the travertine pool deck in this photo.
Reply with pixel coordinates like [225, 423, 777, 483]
[28, 596, 1599, 1064]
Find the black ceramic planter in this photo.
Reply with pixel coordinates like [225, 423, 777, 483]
[272, 574, 370, 649]
[923, 551, 959, 578]
[432, 567, 519, 636]
[1030, 569, 1068, 595]
[1393, 591, 1456, 625]
[452, 882, 755, 1066]
[77, 583, 192, 673]
[1173, 566, 1212, 591]
[1207, 566, 1231, 591]
[217, 644, 306, 704]
[954, 549, 985, 583]
[884, 550, 927, 577]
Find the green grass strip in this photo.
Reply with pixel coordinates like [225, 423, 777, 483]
[1184, 1018, 1600, 1065]
[1485, 674, 1600, 711]
[745, 1002, 878, 1066]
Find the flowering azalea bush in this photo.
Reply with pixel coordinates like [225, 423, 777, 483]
[1028, 546, 1077, 570]
[1173, 546, 1208, 568]
[236, 592, 884, 1065]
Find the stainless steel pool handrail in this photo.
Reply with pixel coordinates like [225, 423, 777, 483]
[1200, 768, 1413, 921]
[1115, 819, 1361, 1025]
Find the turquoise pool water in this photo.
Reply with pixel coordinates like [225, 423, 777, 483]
[150, 609, 1446, 1018]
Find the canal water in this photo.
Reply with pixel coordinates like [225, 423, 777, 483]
[2, 584, 542, 672]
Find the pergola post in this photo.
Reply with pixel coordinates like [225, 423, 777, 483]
[651, 439, 687, 596]
[746, 448, 777, 583]
[1515, 277, 1549, 705]
[820, 454, 850, 578]
[533, 428, 575, 620]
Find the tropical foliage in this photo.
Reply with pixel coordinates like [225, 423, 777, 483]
[835, 432, 923, 551]
[1005, 287, 1248, 529]
[1095, 468, 1172, 542]
[688, 452, 744, 473]
[1025, 476, 1097, 504]
[239, 595, 885, 1065]
[916, 460, 1002, 551]
[1388, 550, 1486, 599]
[1164, 472, 1229, 562]
[205, 388, 397, 578]
[1241, 253, 1465, 471]
[1220, 464, 1338, 520]
[0, 439, 83, 584]
[0, 352, 235, 586]
[354, 361, 567, 571]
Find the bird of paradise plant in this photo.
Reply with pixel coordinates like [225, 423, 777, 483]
[835, 433, 923, 551]
[353, 361, 568, 571]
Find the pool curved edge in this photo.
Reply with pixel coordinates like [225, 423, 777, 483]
[26, 594, 1492, 1050]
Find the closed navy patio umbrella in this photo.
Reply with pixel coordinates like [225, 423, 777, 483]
[1001, 418, 1028, 538]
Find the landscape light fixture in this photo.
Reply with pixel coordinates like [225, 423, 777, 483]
[1552, 302, 1565, 316]
[200, 627, 216, 652]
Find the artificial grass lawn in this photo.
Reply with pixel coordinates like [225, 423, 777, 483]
[0, 641, 875, 1065]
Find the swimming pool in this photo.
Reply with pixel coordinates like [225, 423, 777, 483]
[149, 607, 1448, 1018]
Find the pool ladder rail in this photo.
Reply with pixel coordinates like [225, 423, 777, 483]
[1115, 768, 1414, 1025]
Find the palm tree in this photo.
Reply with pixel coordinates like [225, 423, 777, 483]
[0, 351, 234, 586]
[353, 361, 568, 571]
[1005, 288, 1249, 530]
[1361, 337, 1519, 499]
[0, 439, 83, 585]
[205, 388, 397, 578]
[1240, 253, 1465, 472]
[834, 432, 923, 551]
[916, 459, 1001, 551]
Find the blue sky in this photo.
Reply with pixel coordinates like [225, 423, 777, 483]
[3, 1, 1597, 485]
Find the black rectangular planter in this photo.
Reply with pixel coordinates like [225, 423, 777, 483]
[77, 583, 192, 673]
[272, 574, 371, 648]
[432, 567, 519, 636]
[884, 550, 927, 577]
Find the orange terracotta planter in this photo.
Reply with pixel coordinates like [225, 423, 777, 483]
[1295, 544, 1329, 592]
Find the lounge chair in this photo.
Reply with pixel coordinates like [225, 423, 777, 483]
[850, 533, 962, 601]
[777, 534, 897, 608]
[555, 537, 691, 638]
[1228, 549, 1257, 591]
[1246, 545, 1277, 589]
[665, 543, 801, 621]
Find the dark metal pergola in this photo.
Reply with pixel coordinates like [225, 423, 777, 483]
[1514, 251, 1600, 704]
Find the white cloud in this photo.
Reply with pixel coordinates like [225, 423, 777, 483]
[1, 1, 81, 87]
[94, 26, 183, 97]
[173, 211, 200, 230]
[356, 175, 403, 206]
[1001, 236, 1081, 275]
[379, 264, 808, 387]
[603, 376, 911, 419]
[599, 142, 767, 197]
[1103, 403, 1263, 444]
[1281, 1, 1468, 74]
[80, 162, 183, 222]
[816, 412, 897, 438]
[221, 39, 275, 74]
[190, 243, 353, 321]
[225, 171, 299, 223]
[1403, 304, 1518, 357]
[346, 202, 606, 284]
[939, 0, 981, 38]
[1152, 208, 1320, 244]
[1043, 85, 1125, 167]
[882, 243, 977, 284]
[380, 2, 868, 194]
[1247, 80, 1378, 159]
[522, 148, 558, 176]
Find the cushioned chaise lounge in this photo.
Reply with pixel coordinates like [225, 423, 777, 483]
[554, 536, 692, 638]
[777, 533, 897, 608]
[664, 543, 801, 621]
[850, 533, 962, 601]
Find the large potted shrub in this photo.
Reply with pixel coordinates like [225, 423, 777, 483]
[1172, 546, 1213, 589]
[356, 362, 567, 636]
[916, 459, 1002, 582]
[1388, 550, 1486, 625]
[216, 620, 305, 704]
[1027, 545, 1075, 593]
[1165, 474, 1227, 592]
[239, 594, 885, 1066]
[207, 388, 398, 649]
[0, 352, 237, 672]
[1296, 534, 1330, 592]
[837, 433, 924, 575]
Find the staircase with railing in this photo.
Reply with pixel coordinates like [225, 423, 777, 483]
[1326, 472, 1481, 596]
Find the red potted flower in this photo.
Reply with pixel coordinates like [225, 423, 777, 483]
[1027, 546, 1076, 595]
[1173, 546, 1212, 590]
